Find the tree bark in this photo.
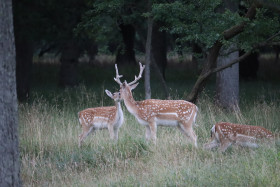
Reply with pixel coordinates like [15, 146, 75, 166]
[151, 59, 170, 99]
[215, 0, 240, 110]
[216, 46, 239, 110]
[186, 41, 222, 102]
[0, 0, 21, 186]
[144, 16, 153, 99]
[116, 24, 136, 65]
[135, 20, 169, 98]
[151, 22, 170, 98]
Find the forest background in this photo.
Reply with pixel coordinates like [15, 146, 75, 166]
[1, 0, 280, 186]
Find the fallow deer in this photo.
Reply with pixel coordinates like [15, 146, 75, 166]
[113, 62, 198, 147]
[203, 122, 274, 152]
[78, 90, 124, 147]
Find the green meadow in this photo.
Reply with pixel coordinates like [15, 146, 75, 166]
[20, 59, 280, 186]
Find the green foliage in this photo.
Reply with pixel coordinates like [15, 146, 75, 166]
[75, 0, 146, 51]
[14, 0, 280, 57]
[237, 8, 280, 51]
[152, 0, 280, 53]
[153, 0, 226, 48]
[14, 0, 88, 42]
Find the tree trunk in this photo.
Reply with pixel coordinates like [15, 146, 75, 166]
[0, 0, 21, 186]
[186, 41, 222, 102]
[15, 37, 33, 101]
[216, 46, 239, 110]
[186, 4, 257, 103]
[135, 20, 169, 98]
[144, 16, 153, 99]
[59, 40, 81, 88]
[152, 22, 167, 80]
[151, 58, 170, 98]
[215, 0, 239, 110]
[116, 24, 136, 65]
[151, 22, 170, 98]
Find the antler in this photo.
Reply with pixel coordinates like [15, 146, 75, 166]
[128, 62, 145, 86]
[114, 64, 123, 85]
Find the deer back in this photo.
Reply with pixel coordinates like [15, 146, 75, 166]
[213, 122, 273, 142]
[78, 106, 117, 127]
[135, 99, 197, 122]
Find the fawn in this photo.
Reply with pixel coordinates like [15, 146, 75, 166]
[78, 90, 124, 147]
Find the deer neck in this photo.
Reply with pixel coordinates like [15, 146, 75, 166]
[122, 91, 139, 115]
[115, 101, 123, 117]
[113, 101, 123, 126]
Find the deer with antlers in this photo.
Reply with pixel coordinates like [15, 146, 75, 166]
[113, 62, 198, 147]
[203, 122, 274, 152]
[78, 90, 124, 147]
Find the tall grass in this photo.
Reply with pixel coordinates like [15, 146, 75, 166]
[20, 63, 280, 186]
[19, 89, 280, 186]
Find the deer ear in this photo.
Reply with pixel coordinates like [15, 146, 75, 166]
[105, 89, 113, 99]
[130, 83, 139, 90]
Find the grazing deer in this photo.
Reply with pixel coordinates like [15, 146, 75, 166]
[78, 90, 124, 147]
[203, 122, 274, 152]
[113, 62, 198, 147]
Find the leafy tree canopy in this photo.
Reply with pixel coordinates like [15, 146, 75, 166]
[152, 0, 280, 53]
[75, 0, 146, 53]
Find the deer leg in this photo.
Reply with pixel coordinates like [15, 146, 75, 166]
[179, 122, 198, 147]
[149, 121, 157, 144]
[188, 126, 198, 148]
[113, 126, 119, 140]
[145, 125, 151, 141]
[237, 141, 259, 148]
[192, 108, 199, 127]
[235, 136, 258, 148]
[108, 125, 115, 140]
[79, 126, 94, 147]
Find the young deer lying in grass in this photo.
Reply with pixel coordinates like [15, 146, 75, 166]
[203, 122, 274, 152]
[113, 62, 198, 147]
[78, 90, 124, 147]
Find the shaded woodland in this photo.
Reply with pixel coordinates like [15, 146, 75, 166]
[12, 0, 280, 108]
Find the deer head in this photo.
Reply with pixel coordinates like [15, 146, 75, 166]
[114, 62, 145, 98]
[105, 89, 122, 102]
